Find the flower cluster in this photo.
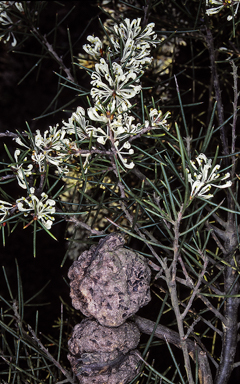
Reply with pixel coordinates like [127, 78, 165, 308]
[16, 188, 56, 229]
[0, 2, 24, 46]
[0, 200, 13, 222]
[83, 18, 157, 74]
[186, 154, 232, 200]
[90, 58, 142, 109]
[0, 17, 170, 231]
[72, 18, 169, 168]
[15, 124, 71, 178]
[206, 0, 240, 20]
[12, 149, 33, 189]
[83, 18, 157, 112]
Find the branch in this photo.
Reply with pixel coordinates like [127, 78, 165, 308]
[164, 207, 195, 384]
[28, 325, 76, 384]
[214, 256, 240, 384]
[31, 27, 75, 84]
[135, 316, 213, 384]
[204, 27, 229, 160]
[230, 60, 238, 177]
[12, 301, 76, 384]
[180, 252, 208, 320]
[0, 131, 28, 138]
[65, 215, 104, 235]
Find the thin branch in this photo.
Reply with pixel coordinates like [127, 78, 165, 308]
[196, 292, 226, 324]
[205, 222, 227, 254]
[180, 253, 208, 320]
[65, 215, 104, 235]
[0, 131, 28, 138]
[31, 26, 76, 84]
[230, 60, 238, 177]
[28, 325, 76, 384]
[135, 316, 214, 384]
[164, 207, 195, 384]
[12, 300, 76, 383]
[204, 27, 229, 160]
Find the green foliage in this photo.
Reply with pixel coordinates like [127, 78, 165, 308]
[0, 0, 240, 383]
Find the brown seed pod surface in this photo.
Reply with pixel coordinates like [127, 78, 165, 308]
[67, 319, 141, 384]
[68, 233, 151, 327]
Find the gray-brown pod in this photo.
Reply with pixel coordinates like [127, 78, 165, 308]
[68, 233, 151, 327]
[67, 319, 141, 384]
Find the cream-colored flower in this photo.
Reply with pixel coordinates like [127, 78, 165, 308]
[83, 35, 103, 60]
[62, 107, 92, 140]
[110, 113, 143, 141]
[110, 18, 157, 72]
[145, 109, 170, 130]
[186, 154, 232, 200]
[114, 140, 135, 169]
[87, 100, 115, 123]
[17, 187, 56, 229]
[35, 124, 69, 151]
[33, 126, 70, 174]
[12, 149, 33, 189]
[0, 2, 24, 46]
[0, 200, 13, 222]
[90, 58, 141, 108]
[206, 0, 240, 20]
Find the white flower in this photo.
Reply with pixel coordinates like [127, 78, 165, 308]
[0, 11, 17, 46]
[12, 149, 33, 189]
[89, 126, 109, 145]
[114, 18, 142, 41]
[0, 200, 13, 222]
[33, 125, 70, 174]
[206, 0, 240, 19]
[87, 105, 108, 123]
[110, 18, 157, 71]
[31, 151, 46, 173]
[83, 35, 103, 60]
[186, 154, 232, 200]
[16, 187, 56, 229]
[114, 140, 135, 169]
[62, 107, 92, 140]
[114, 18, 157, 45]
[0, 2, 24, 46]
[145, 109, 170, 130]
[90, 58, 141, 108]
[87, 100, 116, 123]
[86, 111, 143, 146]
[35, 124, 69, 152]
[14, 126, 70, 174]
[110, 113, 143, 141]
[0, 2, 24, 13]
[14, 136, 29, 149]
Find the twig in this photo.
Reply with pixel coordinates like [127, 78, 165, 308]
[0, 175, 16, 182]
[205, 222, 227, 254]
[0, 131, 28, 138]
[66, 215, 104, 235]
[230, 60, 238, 178]
[135, 316, 214, 384]
[12, 300, 76, 383]
[31, 26, 75, 84]
[204, 27, 229, 160]
[164, 207, 195, 384]
[180, 252, 208, 320]
[27, 324, 76, 384]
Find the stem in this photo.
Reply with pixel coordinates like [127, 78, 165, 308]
[164, 207, 195, 384]
[230, 61, 238, 176]
[214, 254, 240, 384]
[135, 316, 213, 384]
[204, 28, 229, 160]
[31, 27, 75, 84]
